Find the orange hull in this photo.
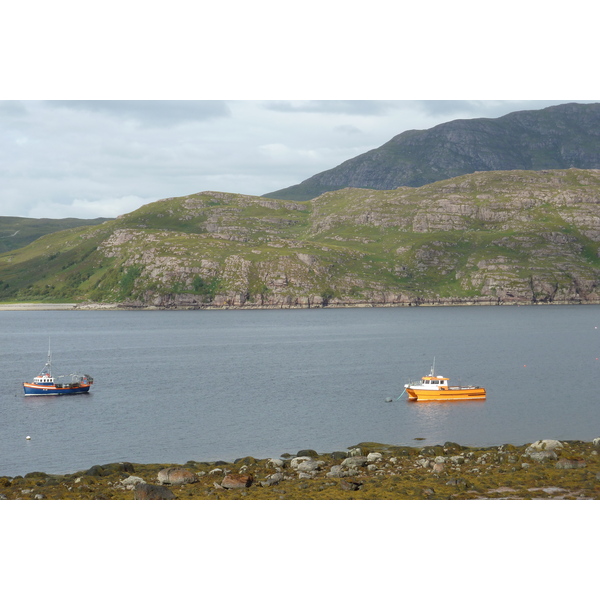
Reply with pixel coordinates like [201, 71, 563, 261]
[406, 387, 486, 402]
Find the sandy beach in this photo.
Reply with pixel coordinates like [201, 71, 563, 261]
[0, 303, 77, 310]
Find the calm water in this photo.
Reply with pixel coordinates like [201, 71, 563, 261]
[1, 305, 599, 476]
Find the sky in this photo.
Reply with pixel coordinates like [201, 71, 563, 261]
[3, 99, 593, 220]
[2, 2, 598, 221]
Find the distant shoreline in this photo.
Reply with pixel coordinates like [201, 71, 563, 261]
[0, 303, 79, 311]
[1, 300, 599, 311]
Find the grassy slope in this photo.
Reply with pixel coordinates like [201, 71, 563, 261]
[0, 216, 111, 254]
[1, 171, 599, 304]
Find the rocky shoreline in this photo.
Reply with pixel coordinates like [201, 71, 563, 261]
[3, 438, 599, 500]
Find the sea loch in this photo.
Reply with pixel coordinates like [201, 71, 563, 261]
[1, 304, 599, 476]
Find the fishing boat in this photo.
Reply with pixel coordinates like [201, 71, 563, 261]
[404, 361, 485, 402]
[23, 345, 94, 396]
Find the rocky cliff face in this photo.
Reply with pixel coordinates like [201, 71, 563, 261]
[263, 102, 600, 202]
[85, 169, 600, 308]
[3, 169, 600, 308]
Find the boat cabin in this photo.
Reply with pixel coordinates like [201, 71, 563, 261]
[34, 374, 55, 384]
[420, 375, 449, 389]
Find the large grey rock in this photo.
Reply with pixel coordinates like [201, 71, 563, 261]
[341, 456, 368, 469]
[290, 456, 312, 469]
[366, 452, 383, 463]
[327, 465, 344, 478]
[555, 458, 587, 469]
[120, 475, 146, 490]
[526, 440, 564, 453]
[296, 460, 321, 473]
[525, 450, 558, 463]
[261, 473, 284, 487]
[134, 483, 176, 500]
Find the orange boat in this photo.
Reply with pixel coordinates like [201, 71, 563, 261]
[404, 363, 485, 402]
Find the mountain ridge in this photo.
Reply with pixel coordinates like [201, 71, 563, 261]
[263, 102, 600, 201]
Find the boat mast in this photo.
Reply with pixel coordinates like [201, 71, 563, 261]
[429, 356, 436, 376]
[43, 338, 52, 376]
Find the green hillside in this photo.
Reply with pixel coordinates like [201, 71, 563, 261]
[1, 169, 599, 307]
[0, 216, 111, 254]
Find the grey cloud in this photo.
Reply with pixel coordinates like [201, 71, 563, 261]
[333, 124, 362, 135]
[0, 100, 29, 119]
[263, 100, 400, 116]
[46, 100, 232, 126]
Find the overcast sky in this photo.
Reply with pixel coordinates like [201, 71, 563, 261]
[2, 2, 598, 221]
[2, 99, 594, 220]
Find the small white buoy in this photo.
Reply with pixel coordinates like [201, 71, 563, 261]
[26, 435, 31, 441]
[385, 397, 393, 403]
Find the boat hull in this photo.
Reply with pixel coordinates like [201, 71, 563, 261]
[406, 387, 486, 402]
[23, 383, 92, 396]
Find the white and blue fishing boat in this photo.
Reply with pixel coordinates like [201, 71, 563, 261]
[23, 345, 94, 396]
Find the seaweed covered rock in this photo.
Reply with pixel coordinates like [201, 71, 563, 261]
[296, 449, 318, 457]
[134, 483, 177, 500]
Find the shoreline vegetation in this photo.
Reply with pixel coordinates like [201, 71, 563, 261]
[2, 439, 599, 500]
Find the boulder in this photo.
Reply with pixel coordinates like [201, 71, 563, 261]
[296, 449, 318, 457]
[296, 460, 321, 473]
[366, 452, 383, 463]
[339, 479, 363, 491]
[524, 450, 558, 463]
[134, 483, 177, 500]
[341, 456, 368, 469]
[85, 465, 106, 477]
[330, 451, 348, 460]
[261, 473, 284, 487]
[327, 465, 345, 478]
[120, 475, 146, 490]
[290, 456, 312, 469]
[157, 467, 198, 485]
[267, 458, 285, 469]
[527, 440, 564, 453]
[420, 446, 444, 457]
[555, 458, 587, 469]
[221, 474, 254, 489]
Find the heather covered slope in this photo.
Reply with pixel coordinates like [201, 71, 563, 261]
[1, 169, 600, 307]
